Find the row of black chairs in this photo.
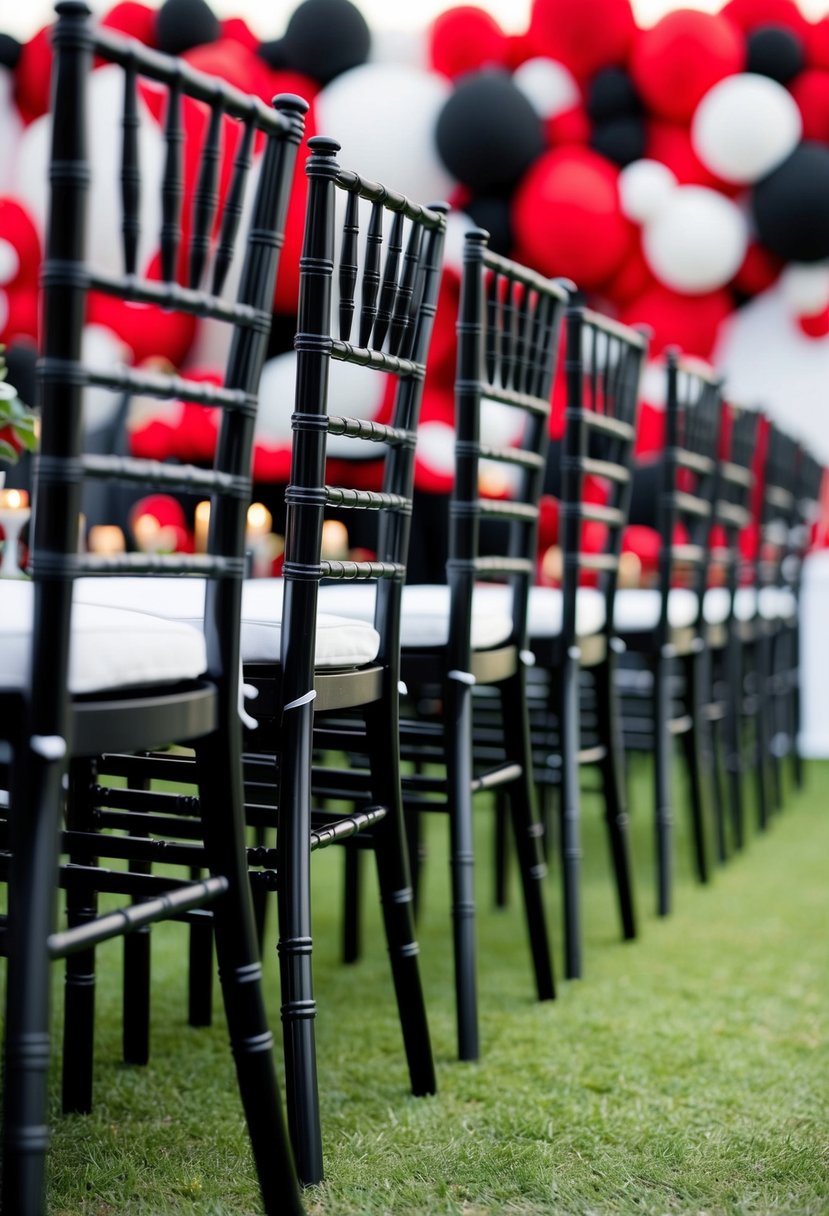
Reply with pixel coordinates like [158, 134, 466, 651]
[0, 4, 822, 1212]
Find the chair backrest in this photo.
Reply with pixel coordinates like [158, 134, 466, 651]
[655, 351, 722, 637]
[449, 229, 569, 667]
[709, 402, 758, 602]
[559, 306, 648, 644]
[279, 136, 447, 703]
[32, 0, 305, 735]
[758, 420, 799, 595]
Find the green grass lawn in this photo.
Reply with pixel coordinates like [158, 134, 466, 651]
[35, 757, 829, 1214]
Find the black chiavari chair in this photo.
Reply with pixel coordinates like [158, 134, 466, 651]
[522, 304, 648, 980]
[324, 231, 568, 1059]
[613, 353, 723, 916]
[0, 3, 306, 1212]
[83, 136, 448, 1185]
[699, 403, 758, 860]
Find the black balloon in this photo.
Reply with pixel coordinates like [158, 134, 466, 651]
[586, 66, 641, 122]
[281, 0, 371, 84]
[752, 142, 829, 263]
[590, 115, 647, 167]
[0, 34, 21, 70]
[436, 70, 545, 195]
[155, 0, 220, 56]
[5, 339, 39, 410]
[465, 197, 514, 256]
[257, 38, 288, 70]
[746, 24, 804, 85]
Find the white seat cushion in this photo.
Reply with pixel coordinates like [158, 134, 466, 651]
[0, 580, 207, 696]
[318, 581, 513, 651]
[74, 577, 381, 669]
[614, 587, 700, 633]
[705, 585, 797, 625]
[470, 584, 606, 640]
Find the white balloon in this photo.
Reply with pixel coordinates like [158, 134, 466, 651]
[618, 159, 677, 225]
[0, 70, 23, 194]
[415, 420, 456, 477]
[512, 57, 579, 119]
[780, 263, 829, 317]
[82, 323, 132, 433]
[691, 72, 801, 186]
[315, 63, 456, 204]
[642, 186, 748, 295]
[256, 351, 387, 460]
[0, 237, 20, 286]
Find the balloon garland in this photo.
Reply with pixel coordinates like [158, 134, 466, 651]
[4, 0, 829, 549]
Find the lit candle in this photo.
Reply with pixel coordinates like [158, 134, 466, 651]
[132, 513, 177, 554]
[246, 501, 272, 540]
[321, 519, 349, 559]
[0, 488, 29, 510]
[194, 500, 211, 554]
[87, 524, 126, 556]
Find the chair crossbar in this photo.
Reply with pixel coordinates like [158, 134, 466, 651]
[325, 486, 409, 512]
[327, 415, 409, 445]
[93, 29, 289, 129]
[93, 782, 200, 816]
[63, 829, 206, 867]
[673, 490, 712, 519]
[472, 555, 534, 577]
[470, 762, 524, 793]
[673, 447, 714, 476]
[578, 456, 631, 484]
[335, 169, 445, 230]
[86, 270, 271, 329]
[478, 499, 539, 524]
[82, 455, 247, 498]
[478, 445, 545, 471]
[561, 501, 625, 527]
[68, 553, 243, 577]
[319, 558, 406, 580]
[573, 409, 635, 442]
[48, 875, 228, 958]
[475, 381, 550, 414]
[39, 358, 255, 413]
[329, 338, 422, 377]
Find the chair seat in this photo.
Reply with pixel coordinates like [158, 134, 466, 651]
[614, 587, 701, 633]
[317, 581, 513, 650]
[74, 577, 381, 669]
[0, 580, 207, 696]
[470, 584, 606, 640]
[704, 585, 797, 625]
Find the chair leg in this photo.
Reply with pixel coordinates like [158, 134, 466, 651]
[594, 656, 637, 941]
[790, 618, 804, 791]
[653, 651, 673, 916]
[195, 727, 303, 1212]
[186, 877, 213, 1028]
[752, 631, 772, 831]
[62, 760, 99, 1114]
[493, 793, 510, 909]
[365, 695, 437, 1091]
[275, 696, 323, 1186]
[680, 651, 709, 885]
[501, 669, 556, 997]
[555, 653, 583, 979]
[724, 630, 745, 852]
[342, 844, 362, 964]
[2, 744, 65, 1216]
[708, 713, 727, 864]
[444, 672, 480, 1060]
[111, 770, 156, 1058]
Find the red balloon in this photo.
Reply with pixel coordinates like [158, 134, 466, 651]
[545, 105, 591, 147]
[732, 241, 783, 298]
[722, 0, 810, 40]
[631, 10, 745, 124]
[790, 68, 829, 142]
[14, 25, 53, 125]
[619, 283, 732, 359]
[808, 18, 829, 71]
[527, 0, 636, 81]
[429, 6, 508, 79]
[797, 308, 829, 339]
[633, 403, 665, 457]
[601, 239, 655, 307]
[512, 147, 635, 290]
[220, 17, 261, 52]
[0, 199, 41, 289]
[101, 3, 157, 46]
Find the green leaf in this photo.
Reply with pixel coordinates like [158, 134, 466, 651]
[0, 438, 19, 463]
